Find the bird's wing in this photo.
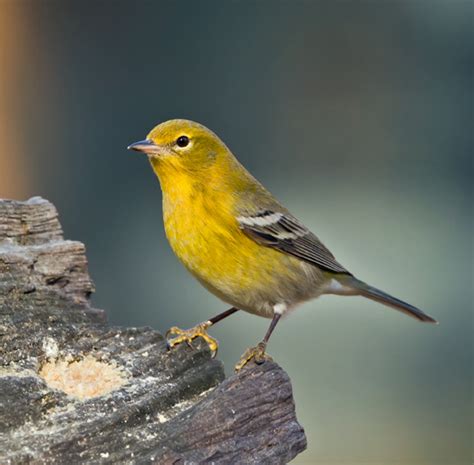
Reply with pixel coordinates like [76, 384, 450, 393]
[237, 210, 351, 274]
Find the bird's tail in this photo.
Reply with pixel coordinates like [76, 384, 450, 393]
[338, 275, 438, 324]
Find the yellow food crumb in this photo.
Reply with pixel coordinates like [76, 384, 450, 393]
[39, 354, 128, 400]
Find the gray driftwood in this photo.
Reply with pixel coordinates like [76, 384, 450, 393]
[0, 197, 306, 464]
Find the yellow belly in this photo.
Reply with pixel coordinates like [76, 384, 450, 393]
[151, 154, 325, 317]
[162, 190, 322, 317]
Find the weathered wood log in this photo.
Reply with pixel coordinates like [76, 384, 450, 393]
[0, 197, 306, 464]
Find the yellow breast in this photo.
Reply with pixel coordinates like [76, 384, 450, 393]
[149, 156, 319, 315]
[159, 171, 292, 306]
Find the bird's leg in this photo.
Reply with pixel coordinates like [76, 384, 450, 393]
[166, 307, 239, 357]
[235, 311, 282, 371]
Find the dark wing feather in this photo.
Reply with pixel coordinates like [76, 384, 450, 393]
[237, 211, 351, 274]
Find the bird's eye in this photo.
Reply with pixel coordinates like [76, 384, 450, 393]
[176, 135, 189, 148]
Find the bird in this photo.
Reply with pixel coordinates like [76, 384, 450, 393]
[128, 119, 437, 370]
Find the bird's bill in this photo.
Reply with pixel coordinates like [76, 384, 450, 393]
[127, 139, 160, 155]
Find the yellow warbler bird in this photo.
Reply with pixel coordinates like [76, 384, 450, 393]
[128, 119, 437, 370]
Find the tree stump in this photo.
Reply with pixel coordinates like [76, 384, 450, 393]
[0, 197, 307, 464]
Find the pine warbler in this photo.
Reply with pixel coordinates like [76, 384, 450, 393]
[128, 119, 437, 370]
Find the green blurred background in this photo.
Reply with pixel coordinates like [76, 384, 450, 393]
[1, 1, 472, 463]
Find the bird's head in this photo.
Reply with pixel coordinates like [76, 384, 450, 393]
[128, 119, 230, 175]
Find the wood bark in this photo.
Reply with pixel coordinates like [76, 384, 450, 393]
[0, 197, 306, 464]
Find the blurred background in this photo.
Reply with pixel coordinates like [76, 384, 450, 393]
[1, 1, 472, 463]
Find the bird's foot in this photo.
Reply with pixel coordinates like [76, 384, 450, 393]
[234, 342, 272, 371]
[166, 321, 218, 357]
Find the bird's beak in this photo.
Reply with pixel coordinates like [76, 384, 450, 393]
[127, 139, 160, 155]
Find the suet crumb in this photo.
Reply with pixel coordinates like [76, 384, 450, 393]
[39, 354, 128, 400]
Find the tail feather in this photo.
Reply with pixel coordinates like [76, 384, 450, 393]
[342, 276, 438, 324]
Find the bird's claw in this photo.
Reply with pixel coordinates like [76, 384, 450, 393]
[234, 342, 272, 371]
[166, 321, 218, 357]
